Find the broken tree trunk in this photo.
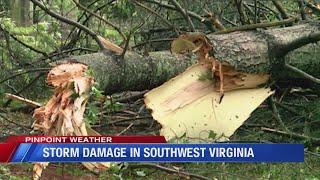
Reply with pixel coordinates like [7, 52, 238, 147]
[70, 22, 320, 93]
[208, 22, 320, 74]
[144, 31, 276, 141]
[32, 62, 109, 180]
[144, 64, 274, 141]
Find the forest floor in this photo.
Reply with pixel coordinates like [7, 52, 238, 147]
[0, 89, 320, 179]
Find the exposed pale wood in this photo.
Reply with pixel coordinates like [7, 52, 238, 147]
[144, 64, 273, 141]
[32, 62, 109, 180]
[98, 36, 123, 54]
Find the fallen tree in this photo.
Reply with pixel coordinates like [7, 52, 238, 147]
[69, 22, 320, 93]
[25, 21, 320, 178]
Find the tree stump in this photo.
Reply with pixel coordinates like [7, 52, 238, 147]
[32, 62, 109, 180]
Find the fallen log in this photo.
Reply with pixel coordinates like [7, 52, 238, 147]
[72, 23, 320, 94]
[70, 51, 197, 94]
[209, 22, 320, 75]
[69, 22, 320, 93]
[69, 22, 320, 141]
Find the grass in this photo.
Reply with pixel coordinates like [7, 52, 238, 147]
[2, 157, 319, 180]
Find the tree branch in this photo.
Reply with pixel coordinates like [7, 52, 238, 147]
[257, 1, 282, 20]
[297, 0, 307, 20]
[30, 0, 105, 50]
[277, 31, 320, 56]
[72, 0, 126, 41]
[261, 127, 320, 144]
[269, 95, 289, 132]
[0, 24, 48, 57]
[133, 1, 178, 34]
[0, 68, 49, 85]
[169, 0, 195, 31]
[272, 0, 290, 19]
[234, 0, 250, 24]
[0, 113, 32, 130]
[0, 23, 14, 62]
[145, 0, 202, 20]
[145, 0, 215, 31]
[213, 17, 297, 35]
[4, 93, 42, 107]
[63, 1, 111, 50]
[285, 63, 320, 84]
[3, 73, 44, 107]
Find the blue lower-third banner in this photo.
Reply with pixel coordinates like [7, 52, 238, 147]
[10, 143, 304, 162]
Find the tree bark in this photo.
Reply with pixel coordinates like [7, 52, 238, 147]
[70, 23, 320, 94]
[209, 22, 320, 75]
[11, 0, 31, 26]
[72, 51, 197, 94]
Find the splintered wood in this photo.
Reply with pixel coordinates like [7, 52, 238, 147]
[145, 64, 273, 141]
[98, 35, 123, 54]
[32, 62, 109, 180]
[145, 33, 274, 142]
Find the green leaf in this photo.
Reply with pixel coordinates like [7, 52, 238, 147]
[136, 171, 146, 177]
[208, 130, 217, 139]
[91, 86, 103, 98]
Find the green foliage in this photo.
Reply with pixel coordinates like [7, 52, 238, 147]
[1, 1, 320, 179]
[91, 86, 104, 98]
[0, 164, 31, 180]
[85, 81, 125, 125]
[0, 86, 5, 105]
[86, 102, 100, 125]
[104, 99, 124, 112]
[0, 18, 61, 99]
[104, 29, 123, 44]
[112, 0, 137, 19]
[85, 67, 94, 76]
[85, 82, 103, 125]
[0, 18, 61, 53]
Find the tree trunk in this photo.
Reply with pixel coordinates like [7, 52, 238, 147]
[70, 23, 320, 94]
[209, 23, 320, 75]
[11, 0, 31, 26]
[72, 51, 197, 94]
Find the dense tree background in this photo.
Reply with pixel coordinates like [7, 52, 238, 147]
[0, 0, 308, 99]
[0, 0, 320, 179]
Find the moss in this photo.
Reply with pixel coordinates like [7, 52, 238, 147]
[198, 70, 213, 81]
